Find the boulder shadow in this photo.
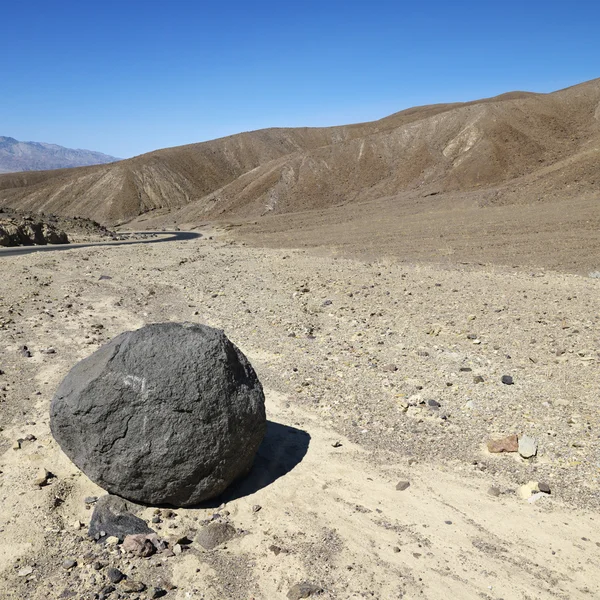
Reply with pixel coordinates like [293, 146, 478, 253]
[201, 420, 310, 507]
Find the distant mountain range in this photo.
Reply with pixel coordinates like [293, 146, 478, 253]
[0, 78, 599, 227]
[0, 136, 119, 173]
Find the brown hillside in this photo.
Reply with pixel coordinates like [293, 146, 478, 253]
[0, 79, 599, 232]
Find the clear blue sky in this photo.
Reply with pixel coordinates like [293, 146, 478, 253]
[3, 0, 598, 158]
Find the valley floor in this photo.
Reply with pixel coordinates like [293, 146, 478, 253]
[0, 232, 599, 599]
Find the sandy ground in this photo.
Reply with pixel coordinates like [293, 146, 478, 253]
[1, 232, 599, 599]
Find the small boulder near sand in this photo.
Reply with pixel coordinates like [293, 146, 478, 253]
[50, 322, 266, 506]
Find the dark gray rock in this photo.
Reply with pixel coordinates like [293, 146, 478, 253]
[107, 567, 125, 583]
[196, 522, 237, 550]
[50, 323, 266, 506]
[88, 494, 154, 542]
[501, 375, 514, 385]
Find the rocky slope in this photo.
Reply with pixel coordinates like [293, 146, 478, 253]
[0, 136, 119, 174]
[0, 79, 598, 226]
[0, 213, 69, 246]
[0, 208, 115, 246]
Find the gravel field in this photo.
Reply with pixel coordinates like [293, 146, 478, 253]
[1, 232, 599, 599]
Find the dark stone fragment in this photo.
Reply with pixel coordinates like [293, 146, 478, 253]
[459, 367, 472, 372]
[50, 322, 266, 507]
[88, 494, 154, 542]
[99, 586, 115, 600]
[473, 375, 485, 384]
[538, 482, 551, 494]
[427, 399, 441, 408]
[196, 522, 237, 550]
[107, 567, 125, 583]
[501, 375, 514, 385]
[396, 480, 410, 491]
[150, 589, 167, 599]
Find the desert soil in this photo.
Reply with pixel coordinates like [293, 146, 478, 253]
[1, 230, 599, 599]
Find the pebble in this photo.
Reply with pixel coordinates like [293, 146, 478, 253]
[487, 435, 518, 453]
[287, 582, 323, 599]
[252, 504, 262, 513]
[34, 467, 51, 487]
[107, 567, 124, 583]
[395, 480, 410, 491]
[501, 375, 514, 385]
[332, 441, 342, 448]
[487, 486, 501, 497]
[538, 482, 551, 494]
[518, 435, 538, 458]
[84, 496, 98, 504]
[62, 559, 77, 570]
[105, 536, 120, 546]
[473, 375, 485, 384]
[120, 580, 146, 593]
[17, 566, 33, 577]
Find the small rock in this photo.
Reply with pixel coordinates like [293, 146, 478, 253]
[518, 481, 540, 499]
[538, 482, 551, 494]
[62, 559, 77, 570]
[287, 582, 323, 599]
[196, 522, 236, 550]
[173, 543, 183, 555]
[395, 480, 410, 491]
[473, 375, 485, 384]
[150, 588, 167, 599]
[427, 399, 441, 408]
[72, 520, 84, 530]
[487, 486, 501, 497]
[487, 435, 518, 453]
[518, 435, 538, 459]
[105, 536, 120, 546]
[528, 492, 547, 504]
[269, 544, 282, 555]
[252, 504, 262, 513]
[120, 580, 146, 593]
[35, 467, 53, 487]
[332, 441, 342, 448]
[88, 495, 154, 542]
[99, 586, 115, 600]
[84, 496, 98, 504]
[382, 364, 398, 372]
[501, 375, 514, 385]
[107, 567, 124, 583]
[122, 534, 156, 557]
[17, 566, 34, 577]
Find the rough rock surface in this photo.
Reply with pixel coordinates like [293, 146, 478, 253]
[196, 522, 237, 550]
[88, 494, 154, 542]
[50, 322, 266, 506]
[0, 215, 68, 247]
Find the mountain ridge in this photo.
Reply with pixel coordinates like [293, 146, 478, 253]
[0, 136, 119, 174]
[0, 78, 599, 226]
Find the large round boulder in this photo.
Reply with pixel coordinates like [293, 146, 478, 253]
[50, 322, 266, 506]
